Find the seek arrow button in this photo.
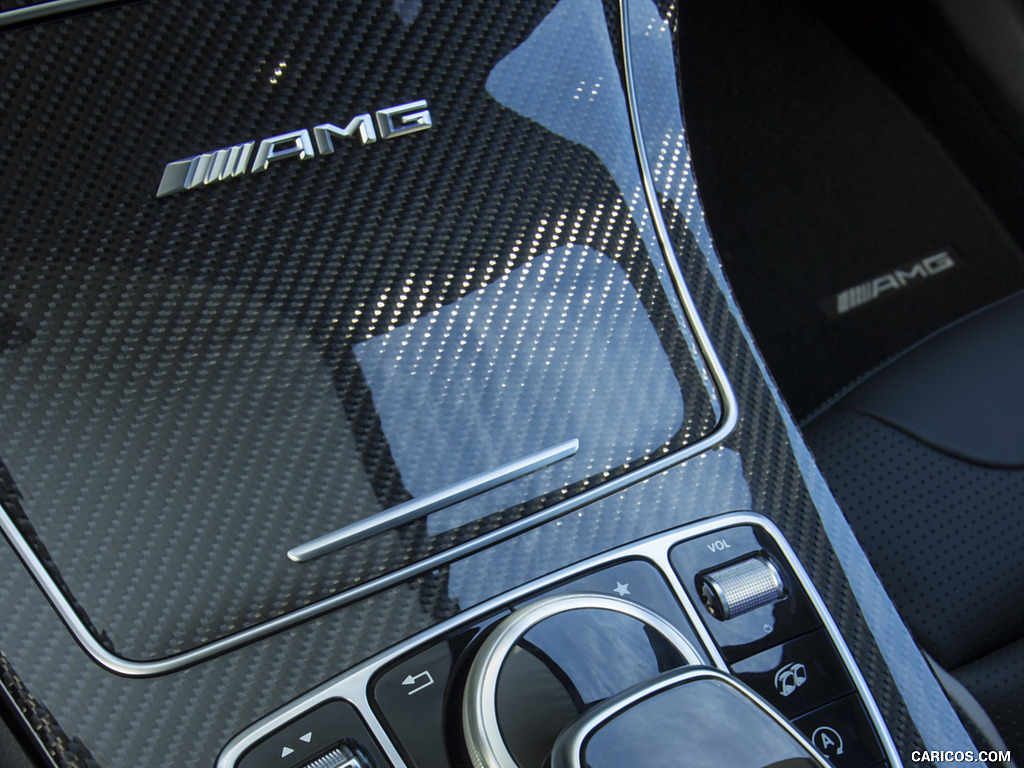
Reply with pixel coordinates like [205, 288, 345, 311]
[235, 700, 389, 768]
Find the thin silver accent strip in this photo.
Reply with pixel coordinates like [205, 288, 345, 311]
[0, 0, 121, 28]
[461, 593, 703, 768]
[215, 513, 901, 768]
[0, 0, 739, 675]
[287, 439, 582, 563]
[0, 414, 727, 676]
[621, 7, 897, 763]
[617, 0, 738, 438]
[549, 667, 831, 768]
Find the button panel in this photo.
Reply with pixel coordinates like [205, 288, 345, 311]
[370, 560, 709, 767]
[371, 615, 504, 768]
[793, 695, 886, 768]
[236, 701, 388, 768]
[669, 525, 822, 662]
[731, 629, 855, 720]
[218, 514, 898, 768]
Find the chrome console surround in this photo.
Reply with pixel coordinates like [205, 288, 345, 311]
[215, 512, 904, 768]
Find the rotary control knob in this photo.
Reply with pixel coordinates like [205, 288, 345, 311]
[461, 594, 701, 768]
[697, 555, 787, 621]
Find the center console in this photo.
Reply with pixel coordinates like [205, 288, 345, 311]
[218, 515, 895, 768]
[0, 0, 984, 766]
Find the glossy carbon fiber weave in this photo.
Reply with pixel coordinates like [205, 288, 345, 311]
[617, 0, 928, 757]
[0, 0, 720, 661]
[664, 218, 927, 760]
[0, 0, 935, 767]
[0, 653, 98, 768]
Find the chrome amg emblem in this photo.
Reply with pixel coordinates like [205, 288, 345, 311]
[156, 100, 433, 198]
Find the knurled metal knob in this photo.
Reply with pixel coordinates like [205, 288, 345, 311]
[302, 745, 370, 768]
[698, 555, 786, 620]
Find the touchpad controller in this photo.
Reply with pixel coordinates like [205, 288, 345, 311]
[216, 514, 899, 768]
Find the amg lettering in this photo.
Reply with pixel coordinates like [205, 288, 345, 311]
[923, 251, 956, 273]
[892, 262, 928, 285]
[314, 114, 377, 154]
[829, 250, 958, 317]
[251, 129, 315, 173]
[156, 100, 432, 198]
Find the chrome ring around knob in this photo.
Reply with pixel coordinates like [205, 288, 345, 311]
[461, 593, 703, 768]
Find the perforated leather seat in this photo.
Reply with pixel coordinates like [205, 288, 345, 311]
[803, 291, 1024, 759]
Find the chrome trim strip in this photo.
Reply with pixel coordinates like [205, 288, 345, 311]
[0, 416, 730, 676]
[549, 667, 831, 768]
[616, 4, 901, 766]
[0, 0, 121, 28]
[288, 438, 581, 563]
[0, 0, 739, 674]
[756, 514, 905, 768]
[461, 593, 702, 768]
[215, 512, 900, 768]
[617, 0, 739, 438]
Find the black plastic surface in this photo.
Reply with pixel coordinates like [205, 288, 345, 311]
[793, 695, 885, 768]
[514, 559, 707, 663]
[669, 526, 821, 662]
[731, 629, 855, 720]
[496, 608, 688, 768]
[236, 700, 388, 768]
[0, 704, 36, 768]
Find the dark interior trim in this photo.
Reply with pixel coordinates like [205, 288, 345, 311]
[0, 0, 124, 29]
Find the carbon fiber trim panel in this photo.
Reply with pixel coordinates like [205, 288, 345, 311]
[0, 0, 728, 664]
[0, 0, 976, 766]
[0, 653, 96, 768]
[619, 0, 977, 758]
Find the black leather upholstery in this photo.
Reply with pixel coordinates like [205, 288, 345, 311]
[803, 290, 1024, 757]
[805, 409, 1024, 668]
[839, 292, 1024, 467]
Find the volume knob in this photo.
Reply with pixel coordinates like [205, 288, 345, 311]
[697, 555, 786, 620]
